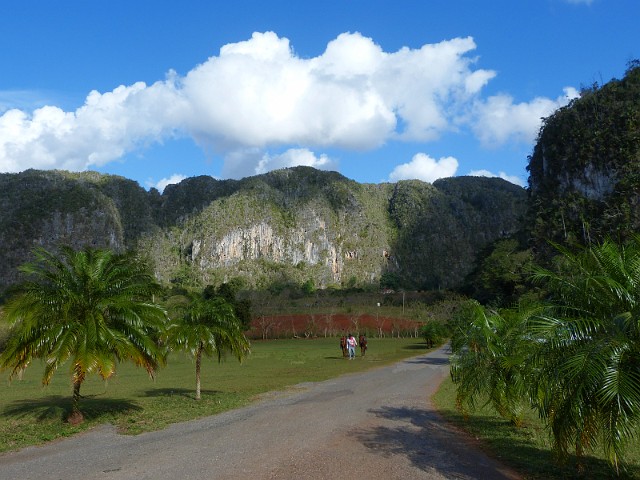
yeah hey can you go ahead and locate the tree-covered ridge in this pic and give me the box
[0,167,527,296]
[389,176,527,290]
[528,62,640,251]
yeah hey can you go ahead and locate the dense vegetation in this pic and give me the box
[448,62,640,476]
[528,61,640,255]
[0,166,526,299]
[450,238,640,473]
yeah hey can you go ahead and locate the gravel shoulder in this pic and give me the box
[0,344,521,480]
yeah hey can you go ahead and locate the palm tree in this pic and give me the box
[0,246,167,423]
[450,300,538,427]
[530,237,640,471]
[164,292,250,400]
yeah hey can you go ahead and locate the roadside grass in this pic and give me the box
[432,377,640,479]
[0,337,428,453]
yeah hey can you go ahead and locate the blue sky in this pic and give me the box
[0,0,637,191]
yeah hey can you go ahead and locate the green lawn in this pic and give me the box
[432,377,640,479]
[0,337,427,452]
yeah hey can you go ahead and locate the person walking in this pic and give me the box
[346,333,357,359]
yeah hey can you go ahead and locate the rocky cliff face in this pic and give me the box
[0,167,527,296]
[527,63,640,250]
[0,170,125,291]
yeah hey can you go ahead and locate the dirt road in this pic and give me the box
[0,344,520,480]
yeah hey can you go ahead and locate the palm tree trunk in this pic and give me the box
[72,379,82,414]
[195,343,202,400]
[69,364,85,424]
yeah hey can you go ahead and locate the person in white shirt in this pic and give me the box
[346,333,357,359]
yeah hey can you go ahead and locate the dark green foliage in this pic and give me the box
[451,238,640,473]
[91,174,158,244]
[450,301,537,427]
[0,246,167,421]
[202,280,253,331]
[380,272,402,290]
[463,239,535,306]
[0,166,527,296]
[389,177,527,290]
[160,175,238,226]
[528,62,640,255]
[529,237,640,471]
[158,166,359,227]
[301,279,315,295]
[0,170,126,292]
[420,320,448,348]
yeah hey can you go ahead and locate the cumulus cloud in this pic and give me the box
[0,78,185,172]
[149,173,187,193]
[0,30,573,179]
[471,87,579,147]
[255,148,337,174]
[181,32,495,154]
[469,169,525,187]
[389,153,458,183]
[220,147,337,179]
[0,31,498,178]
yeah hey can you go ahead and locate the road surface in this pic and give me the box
[0,344,520,480]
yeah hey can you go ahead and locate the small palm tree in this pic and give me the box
[530,237,640,471]
[0,246,167,423]
[450,300,537,427]
[164,292,250,400]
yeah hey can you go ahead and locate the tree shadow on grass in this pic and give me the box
[354,405,632,480]
[141,388,222,400]
[438,408,640,480]
[402,343,429,350]
[3,395,142,422]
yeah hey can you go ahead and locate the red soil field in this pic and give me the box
[247,313,420,339]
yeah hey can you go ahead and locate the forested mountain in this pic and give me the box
[0,167,527,296]
[4,63,636,299]
[528,62,640,253]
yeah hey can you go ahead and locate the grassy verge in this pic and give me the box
[0,337,428,453]
[432,377,640,479]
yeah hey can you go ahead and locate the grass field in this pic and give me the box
[432,377,640,479]
[0,336,428,453]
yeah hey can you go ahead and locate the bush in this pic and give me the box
[420,320,448,348]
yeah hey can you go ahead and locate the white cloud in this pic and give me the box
[0,78,185,173]
[0,31,578,181]
[471,87,579,147]
[0,31,498,177]
[255,148,337,174]
[220,147,337,179]
[149,173,187,192]
[468,169,525,187]
[389,153,458,183]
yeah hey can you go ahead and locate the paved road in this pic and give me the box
[0,344,520,480]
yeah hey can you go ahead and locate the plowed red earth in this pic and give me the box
[247,313,418,339]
